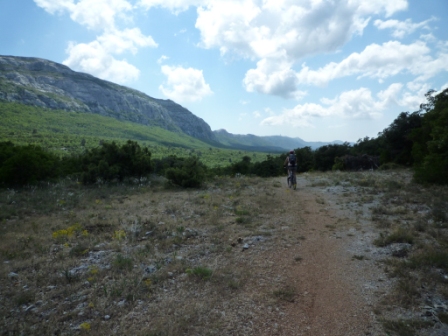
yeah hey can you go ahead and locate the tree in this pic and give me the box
[379,111,422,165]
[0,142,60,186]
[165,157,206,188]
[294,147,314,172]
[412,88,448,184]
[314,143,351,171]
[80,140,152,184]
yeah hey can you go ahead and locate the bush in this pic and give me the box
[412,88,448,185]
[186,266,213,280]
[374,228,415,247]
[0,142,60,187]
[165,157,206,188]
[80,140,152,184]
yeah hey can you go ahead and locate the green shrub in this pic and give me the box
[186,266,213,280]
[374,228,415,247]
[0,142,60,186]
[80,140,152,184]
[165,157,206,188]
[410,249,448,271]
[113,254,133,271]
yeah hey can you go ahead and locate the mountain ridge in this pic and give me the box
[0,55,344,151]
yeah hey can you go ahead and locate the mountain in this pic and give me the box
[0,55,344,151]
[214,129,347,151]
[0,55,215,141]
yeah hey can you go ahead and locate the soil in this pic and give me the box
[246,175,388,336]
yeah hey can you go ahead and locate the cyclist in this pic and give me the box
[284,150,297,189]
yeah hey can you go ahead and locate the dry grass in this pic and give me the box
[2,170,448,335]
[0,175,288,335]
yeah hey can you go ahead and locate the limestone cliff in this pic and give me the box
[0,55,215,141]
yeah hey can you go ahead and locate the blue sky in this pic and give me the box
[1,0,447,142]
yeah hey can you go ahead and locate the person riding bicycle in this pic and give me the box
[284,150,297,188]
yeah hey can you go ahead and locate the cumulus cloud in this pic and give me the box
[33,0,73,14]
[137,0,408,98]
[374,17,435,39]
[296,41,445,86]
[63,28,157,83]
[64,41,140,83]
[194,0,407,61]
[192,0,409,98]
[97,28,157,54]
[244,58,306,99]
[159,65,213,102]
[261,84,405,128]
[157,55,169,64]
[138,0,203,13]
[34,0,133,31]
[34,0,157,84]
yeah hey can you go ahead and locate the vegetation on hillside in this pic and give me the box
[0,88,447,187]
[0,101,268,167]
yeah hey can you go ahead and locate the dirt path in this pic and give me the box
[251,175,385,335]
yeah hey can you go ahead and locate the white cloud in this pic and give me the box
[352,0,408,17]
[252,111,261,118]
[159,65,213,102]
[374,17,435,39]
[33,0,74,14]
[35,0,157,84]
[138,0,204,14]
[97,28,157,54]
[63,41,140,83]
[296,41,439,86]
[192,0,408,98]
[195,0,407,62]
[399,83,432,110]
[244,58,306,99]
[35,0,133,31]
[157,55,169,64]
[261,85,404,128]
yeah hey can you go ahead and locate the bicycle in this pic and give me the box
[286,166,297,190]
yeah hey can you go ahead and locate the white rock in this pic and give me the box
[8,272,18,279]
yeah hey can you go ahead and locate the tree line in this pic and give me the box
[0,88,447,187]
[223,88,447,184]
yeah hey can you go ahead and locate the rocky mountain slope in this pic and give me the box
[0,55,343,151]
[0,55,215,141]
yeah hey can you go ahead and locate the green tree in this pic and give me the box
[294,146,314,172]
[412,88,448,184]
[80,140,152,184]
[0,142,60,186]
[165,157,206,188]
[379,111,422,165]
[314,143,351,171]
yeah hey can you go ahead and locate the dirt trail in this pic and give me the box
[251,175,384,336]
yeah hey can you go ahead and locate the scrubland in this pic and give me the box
[0,169,447,335]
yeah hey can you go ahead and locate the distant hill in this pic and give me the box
[214,129,347,151]
[0,55,345,151]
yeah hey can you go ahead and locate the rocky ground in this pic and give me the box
[1,170,447,335]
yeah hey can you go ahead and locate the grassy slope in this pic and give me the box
[0,101,270,167]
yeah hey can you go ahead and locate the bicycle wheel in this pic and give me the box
[292,174,297,190]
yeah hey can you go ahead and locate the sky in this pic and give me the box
[1,0,447,142]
